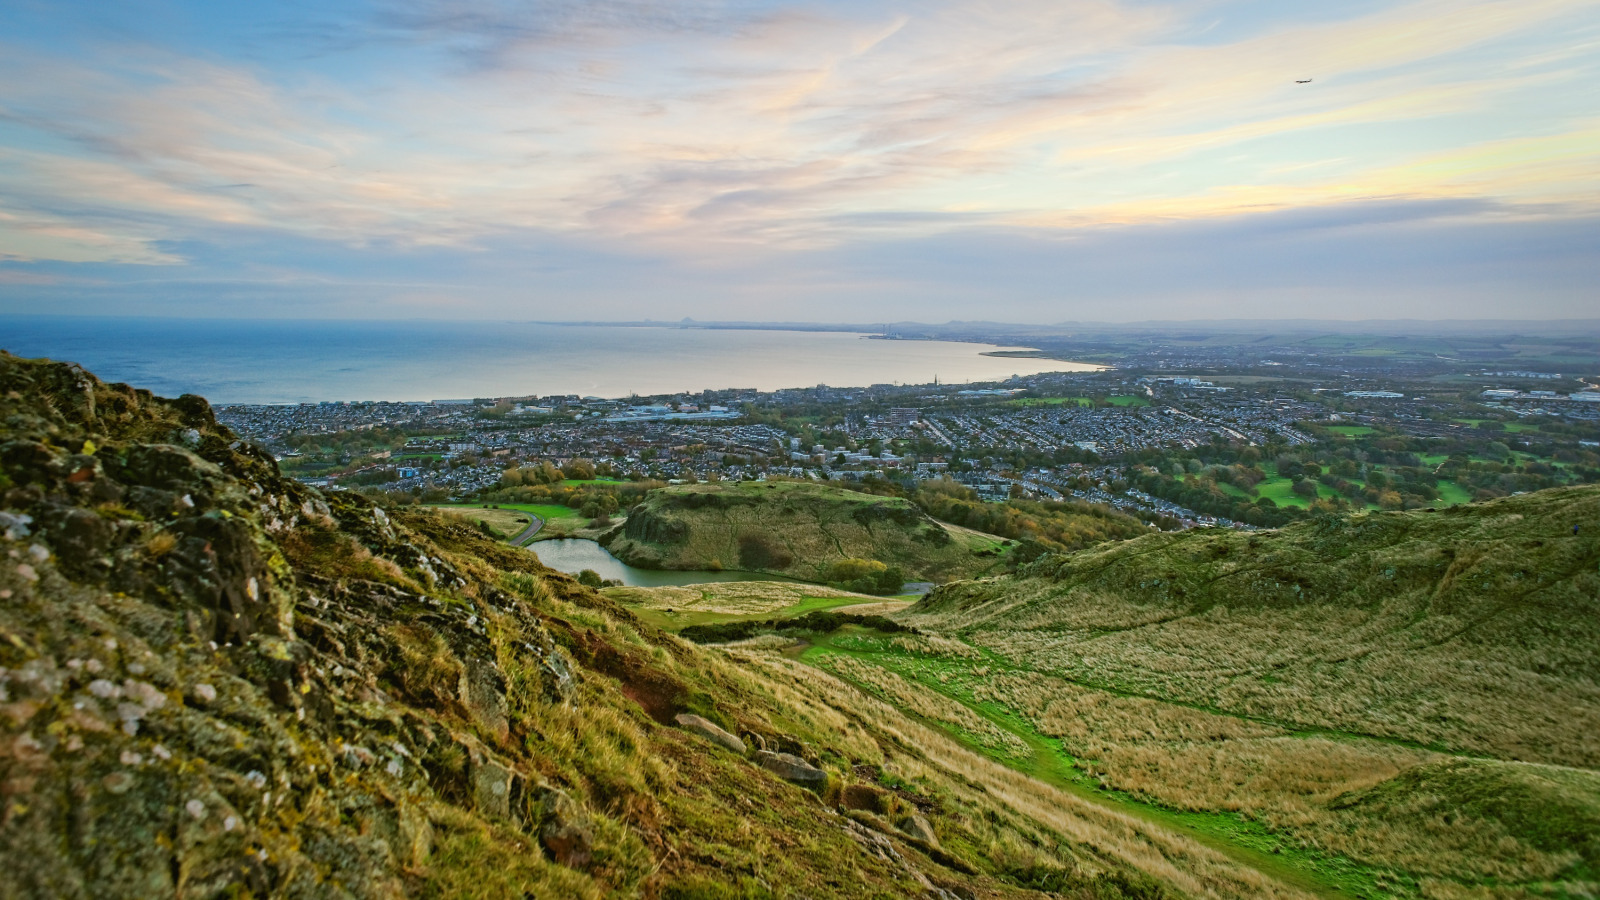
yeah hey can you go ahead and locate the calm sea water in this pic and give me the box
[0,317,1092,404]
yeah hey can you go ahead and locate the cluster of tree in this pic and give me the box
[823,558,907,595]
[678,610,918,644]
[1129,470,1306,527]
[575,569,622,588]
[912,478,1163,549]
[282,425,409,455]
[499,457,608,486]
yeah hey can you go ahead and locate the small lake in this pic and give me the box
[529,539,805,587]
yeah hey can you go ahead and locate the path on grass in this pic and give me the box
[798,636,1351,899]
[509,515,544,546]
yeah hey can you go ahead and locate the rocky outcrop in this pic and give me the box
[0,355,593,897]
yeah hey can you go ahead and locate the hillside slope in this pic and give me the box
[904,486,1600,767]
[0,354,1318,899]
[604,481,1007,582]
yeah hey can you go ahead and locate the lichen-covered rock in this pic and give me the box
[898,813,940,848]
[533,787,594,868]
[674,713,745,754]
[756,750,828,790]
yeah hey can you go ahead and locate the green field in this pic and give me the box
[1254,475,1339,507]
[1214,481,1253,500]
[1434,481,1474,505]
[1006,397,1092,407]
[429,502,581,543]
[1324,425,1374,437]
[1004,395,1148,408]
[497,502,581,520]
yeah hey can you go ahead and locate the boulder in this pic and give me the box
[899,813,940,848]
[756,750,828,790]
[674,713,745,754]
[534,788,594,868]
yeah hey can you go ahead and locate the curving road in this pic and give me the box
[508,515,544,546]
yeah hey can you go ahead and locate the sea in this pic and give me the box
[0,316,1097,404]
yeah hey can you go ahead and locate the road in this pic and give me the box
[508,515,544,546]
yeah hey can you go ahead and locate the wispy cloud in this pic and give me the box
[0,0,1594,318]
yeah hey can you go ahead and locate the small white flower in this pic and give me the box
[15,564,38,582]
[27,544,48,563]
[194,683,217,703]
[185,799,206,819]
[224,816,238,832]
[152,744,172,761]
[120,750,143,766]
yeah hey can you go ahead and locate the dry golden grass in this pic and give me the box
[859,617,1599,886]
[816,653,1032,760]
[607,481,1004,581]
[905,488,1600,769]
[728,648,1317,900]
[436,505,535,537]
[602,581,869,615]
[831,599,915,617]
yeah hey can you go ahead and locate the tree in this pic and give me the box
[576,569,603,588]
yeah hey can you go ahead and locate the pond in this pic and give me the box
[528,539,806,587]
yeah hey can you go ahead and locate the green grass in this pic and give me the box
[1434,481,1473,506]
[496,502,582,520]
[1254,476,1339,508]
[562,478,625,486]
[1325,425,1374,437]
[1106,396,1150,407]
[1215,481,1253,500]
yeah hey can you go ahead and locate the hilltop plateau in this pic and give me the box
[0,353,1331,899]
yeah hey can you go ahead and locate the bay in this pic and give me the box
[0,316,1097,404]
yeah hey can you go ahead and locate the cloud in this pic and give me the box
[0,0,1595,318]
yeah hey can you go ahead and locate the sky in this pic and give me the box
[0,0,1596,323]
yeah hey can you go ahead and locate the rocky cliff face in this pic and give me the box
[0,355,606,897]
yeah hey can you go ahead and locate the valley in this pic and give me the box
[1,352,1596,900]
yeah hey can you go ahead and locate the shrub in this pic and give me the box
[737,533,794,570]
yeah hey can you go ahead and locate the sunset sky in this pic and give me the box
[1,0,1596,321]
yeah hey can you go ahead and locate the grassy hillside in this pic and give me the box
[790,486,1600,897]
[0,353,1326,899]
[604,480,1009,582]
[601,580,895,632]
[906,486,1600,767]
